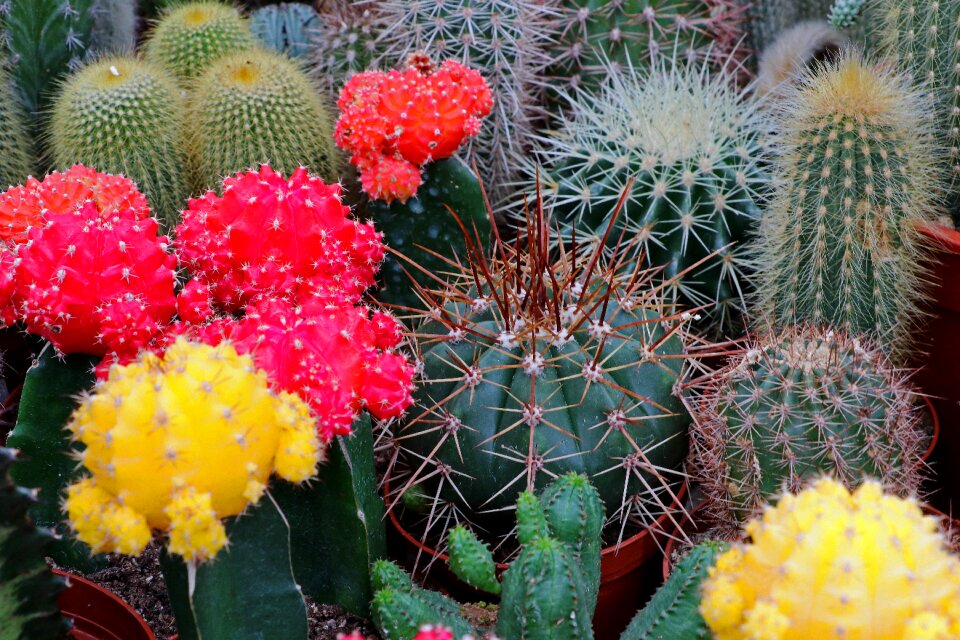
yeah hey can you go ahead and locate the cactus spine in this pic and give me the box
[621,541,729,640]
[186,48,338,190]
[50,56,191,229]
[0,67,32,189]
[250,2,318,59]
[689,326,926,524]
[753,52,942,357]
[144,1,258,84]
[307,0,381,94]
[529,57,769,332]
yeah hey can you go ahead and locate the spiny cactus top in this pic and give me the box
[335,56,493,203]
[65,338,323,563]
[0,164,149,246]
[688,326,925,524]
[0,167,177,356]
[528,57,769,332]
[754,52,942,358]
[144,1,258,83]
[175,165,385,311]
[700,478,960,639]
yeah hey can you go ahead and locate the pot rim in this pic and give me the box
[918,220,960,254]
[921,395,940,463]
[53,568,156,640]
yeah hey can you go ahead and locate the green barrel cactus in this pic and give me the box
[396,191,692,541]
[186,47,338,190]
[367,158,492,313]
[0,447,70,640]
[0,66,33,189]
[144,1,258,84]
[530,57,769,333]
[621,540,729,640]
[50,56,191,229]
[307,0,381,94]
[753,52,942,358]
[689,326,926,524]
[250,2,318,60]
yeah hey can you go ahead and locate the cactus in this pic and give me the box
[689,326,926,524]
[307,0,381,94]
[700,478,960,638]
[371,560,477,640]
[0,447,70,640]
[828,0,868,29]
[529,57,769,333]
[755,21,850,99]
[548,0,751,96]
[144,1,257,84]
[746,0,836,51]
[50,56,191,229]
[90,0,137,54]
[64,337,323,562]
[0,67,33,190]
[186,48,338,190]
[371,0,560,198]
[621,541,729,640]
[392,185,694,544]
[250,2,318,59]
[753,52,942,357]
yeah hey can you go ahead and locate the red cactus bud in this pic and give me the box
[0,250,16,326]
[175,165,384,311]
[413,626,455,640]
[0,165,150,246]
[335,58,493,203]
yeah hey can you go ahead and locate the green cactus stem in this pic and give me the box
[250,2,318,59]
[0,66,33,189]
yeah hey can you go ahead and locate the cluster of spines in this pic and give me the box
[307,0,382,94]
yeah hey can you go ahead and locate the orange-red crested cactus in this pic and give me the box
[175,165,385,311]
[335,56,493,203]
[0,165,149,246]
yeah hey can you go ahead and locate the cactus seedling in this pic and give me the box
[65,337,323,563]
[688,326,926,524]
[753,52,942,358]
[700,478,960,638]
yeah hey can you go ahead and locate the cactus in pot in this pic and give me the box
[753,51,943,358]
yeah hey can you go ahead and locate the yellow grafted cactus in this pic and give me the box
[64,337,323,563]
[700,478,960,640]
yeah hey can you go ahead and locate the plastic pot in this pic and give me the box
[54,569,156,640]
[384,473,688,640]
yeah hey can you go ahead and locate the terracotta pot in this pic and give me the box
[921,395,940,464]
[54,569,155,640]
[385,474,688,640]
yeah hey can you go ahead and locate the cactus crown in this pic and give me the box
[753,51,943,358]
[688,325,926,525]
[700,478,960,638]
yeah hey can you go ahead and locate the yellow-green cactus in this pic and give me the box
[700,478,960,639]
[64,337,323,563]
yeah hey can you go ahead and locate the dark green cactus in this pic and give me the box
[367,158,492,314]
[620,540,729,640]
[0,65,32,189]
[250,2,318,59]
[0,447,70,640]
[689,326,926,524]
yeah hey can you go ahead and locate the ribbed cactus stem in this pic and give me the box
[370,561,477,640]
[446,525,501,596]
[515,490,549,545]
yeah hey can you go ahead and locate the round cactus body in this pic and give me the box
[51,56,191,229]
[690,327,925,524]
[700,478,960,639]
[144,1,257,83]
[64,337,323,563]
[186,48,338,190]
[531,59,769,333]
[0,69,33,191]
[754,53,942,357]
[307,0,381,94]
[250,2,319,59]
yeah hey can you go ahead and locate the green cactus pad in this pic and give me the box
[51,56,191,229]
[186,47,338,191]
[447,525,501,595]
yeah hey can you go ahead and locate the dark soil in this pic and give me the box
[79,540,381,640]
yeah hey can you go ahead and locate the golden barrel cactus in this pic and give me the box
[65,337,323,563]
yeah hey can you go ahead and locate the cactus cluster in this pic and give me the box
[50,56,190,229]
[65,337,323,563]
[689,326,926,524]
[753,52,941,358]
[307,0,381,94]
[250,2,318,59]
[528,57,769,332]
[700,478,960,638]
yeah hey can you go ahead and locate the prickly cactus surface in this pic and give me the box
[0,67,32,191]
[250,2,319,59]
[308,0,382,94]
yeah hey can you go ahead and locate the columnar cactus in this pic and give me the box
[307,0,382,94]
[371,560,477,639]
[250,2,318,59]
[0,67,33,190]
[371,0,561,196]
[700,478,960,638]
[64,337,323,563]
[549,0,751,94]
[50,56,190,229]
[754,52,942,357]
[689,326,926,524]
[144,1,257,83]
[530,57,769,332]
[186,48,338,190]
[395,190,693,542]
